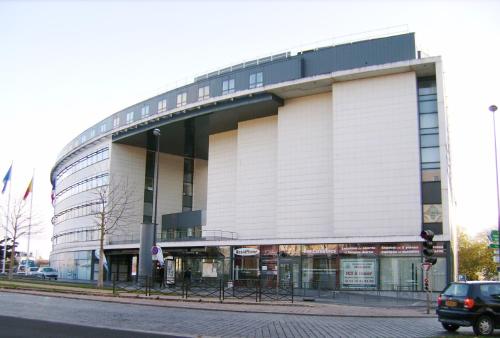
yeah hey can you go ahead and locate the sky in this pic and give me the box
[0,0,499,259]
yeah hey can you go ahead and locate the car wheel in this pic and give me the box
[441,323,459,332]
[473,315,494,336]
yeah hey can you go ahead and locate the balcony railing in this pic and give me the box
[107,229,237,245]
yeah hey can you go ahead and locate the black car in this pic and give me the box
[437,281,500,336]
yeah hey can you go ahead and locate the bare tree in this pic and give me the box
[3,199,42,279]
[93,178,137,288]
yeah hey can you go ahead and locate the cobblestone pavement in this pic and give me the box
[0,291,477,337]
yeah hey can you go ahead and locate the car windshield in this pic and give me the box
[44,268,54,272]
[443,283,469,297]
[30,267,38,271]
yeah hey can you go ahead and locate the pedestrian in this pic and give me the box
[183,267,192,281]
[183,267,192,292]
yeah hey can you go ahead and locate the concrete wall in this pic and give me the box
[193,159,208,211]
[332,72,421,237]
[205,130,238,234]
[276,93,333,238]
[156,153,184,217]
[107,143,146,243]
[205,72,421,241]
[236,116,277,239]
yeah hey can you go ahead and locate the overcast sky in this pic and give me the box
[1,0,499,258]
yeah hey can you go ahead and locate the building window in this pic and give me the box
[113,117,120,128]
[81,135,86,143]
[249,72,263,89]
[177,92,187,107]
[90,129,95,138]
[158,99,167,113]
[198,85,209,101]
[100,124,107,133]
[222,79,235,95]
[182,158,194,212]
[141,105,149,118]
[126,111,134,124]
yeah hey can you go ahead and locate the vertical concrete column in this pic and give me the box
[138,222,153,278]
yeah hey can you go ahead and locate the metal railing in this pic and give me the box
[112,273,293,302]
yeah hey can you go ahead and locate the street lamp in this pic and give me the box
[152,128,161,246]
[489,104,499,278]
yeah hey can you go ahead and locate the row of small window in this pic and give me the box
[174,72,264,107]
[112,106,152,127]
[56,148,109,183]
[53,229,99,245]
[56,174,109,202]
[64,72,265,155]
[52,201,103,225]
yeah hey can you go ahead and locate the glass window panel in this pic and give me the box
[422,181,442,204]
[419,100,437,113]
[420,127,439,135]
[420,134,439,147]
[422,169,440,182]
[419,94,437,101]
[423,204,443,223]
[420,113,438,129]
[421,147,440,163]
[257,72,263,83]
[418,81,437,95]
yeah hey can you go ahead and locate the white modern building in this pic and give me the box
[50,32,454,291]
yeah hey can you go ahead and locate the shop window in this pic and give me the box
[379,257,422,291]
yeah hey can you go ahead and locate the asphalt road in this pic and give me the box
[0,315,185,338]
[0,292,479,337]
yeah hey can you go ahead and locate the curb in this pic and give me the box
[0,287,437,318]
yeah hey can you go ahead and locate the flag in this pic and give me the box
[95,249,108,270]
[51,178,56,206]
[2,164,12,194]
[23,177,33,200]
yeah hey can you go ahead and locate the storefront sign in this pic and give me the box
[380,244,420,255]
[234,248,260,256]
[303,248,337,255]
[338,245,377,255]
[341,259,376,289]
[303,244,337,256]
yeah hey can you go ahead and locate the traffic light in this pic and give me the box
[421,230,437,265]
[424,278,429,291]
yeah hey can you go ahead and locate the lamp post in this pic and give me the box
[152,128,161,246]
[489,104,499,279]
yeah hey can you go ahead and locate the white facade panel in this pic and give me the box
[276,93,333,238]
[107,143,146,243]
[205,130,238,234]
[235,116,277,239]
[157,153,184,217]
[193,159,208,211]
[332,72,421,237]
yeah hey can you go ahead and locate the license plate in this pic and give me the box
[445,300,457,307]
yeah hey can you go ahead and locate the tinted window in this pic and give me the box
[480,283,500,297]
[443,283,469,297]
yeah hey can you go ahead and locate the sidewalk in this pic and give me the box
[0,280,436,318]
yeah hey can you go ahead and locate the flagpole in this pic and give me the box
[2,164,12,274]
[25,169,34,275]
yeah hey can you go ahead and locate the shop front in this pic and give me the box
[102,241,448,292]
